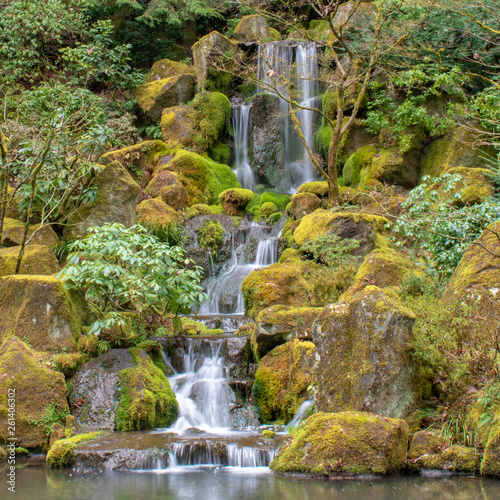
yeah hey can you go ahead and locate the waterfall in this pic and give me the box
[257,41,319,193]
[232,104,256,190]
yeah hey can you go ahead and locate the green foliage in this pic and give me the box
[391,174,500,277]
[58,223,208,335]
[59,20,141,90]
[299,234,360,268]
[26,403,69,437]
[198,220,225,254]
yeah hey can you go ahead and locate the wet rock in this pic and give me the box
[313,286,417,419]
[161,105,196,149]
[1,217,58,247]
[254,305,322,357]
[65,161,140,239]
[270,411,409,476]
[0,337,69,450]
[0,275,85,352]
[147,58,195,82]
[290,192,321,218]
[136,197,181,227]
[219,188,254,216]
[226,337,253,379]
[230,404,260,428]
[233,15,270,42]
[69,349,135,430]
[253,339,315,423]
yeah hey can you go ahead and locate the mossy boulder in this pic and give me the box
[65,161,140,239]
[198,220,225,254]
[147,58,195,82]
[253,339,315,423]
[233,15,270,42]
[246,190,291,220]
[193,91,231,150]
[270,411,409,477]
[260,202,279,219]
[254,305,323,357]
[313,286,417,419]
[219,188,254,215]
[136,197,181,227]
[341,245,420,298]
[242,259,356,318]
[420,127,495,179]
[100,140,171,186]
[342,145,378,187]
[442,221,500,331]
[297,181,329,198]
[115,348,178,431]
[290,192,321,219]
[0,275,85,352]
[0,337,69,450]
[136,74,196,122]
[146,170,179,197]
[0,244,59,276]
[159,181,188,210]
[161,105,196,149]
[192,31,238,91]
[293,209,389,256]
[0,217,58,247]
[160,150,240,205]
[46,431,105,468]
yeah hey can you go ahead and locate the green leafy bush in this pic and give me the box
[299,234,360,267]
[58,223,208,335]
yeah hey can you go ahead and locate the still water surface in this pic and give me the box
[6,466,500,500]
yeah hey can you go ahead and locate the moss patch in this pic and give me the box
[46,431,106,468]
[219,188,254,215]
[198,220,225,255]
[0,244,59,277]
[193,91,231,150]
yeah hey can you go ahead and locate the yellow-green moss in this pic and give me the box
[1,217,59,248]
[0,244,60,277]
[160,105,195,149]
[162,150,240,205]
[198,220,225,254]
[46,431,106,468]
[148,58,195,82]
[137,197,181,227]
[193,91,231,150]
[179,317,224,336]
[297,181,329,197]
[253,339,315,423]
[270,411,409,476]
[53,353,85,377]
[260,202,278,219]
[219,188,254,215]
[115,349,178,431]
[76,334,99,357]
[342,146,377,187]
[279,248,301,263]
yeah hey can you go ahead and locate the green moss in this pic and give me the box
[260,202,278,219]
[76,334,99,357]
[253,340,315,423]
[164,149,240,205]
[262,429,276,439]
[53,353,85,377]
[193,92,231,150]
[179,317,224,336]
[209,142,230,165]
[219,188,254,215]
[268,27,282,41]
[115,349,178,431]
[297,181,329,197]
[342,146,377,187]
[279,248,301,263]
[46,431,105,468]
[198,220,225,254]
[0,244,60,277]
[270,411,409,476]
[260,191,291,212]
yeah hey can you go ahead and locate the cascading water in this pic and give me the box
[257,41,320,193]
[232,104,256,191]
[158,338,280,469]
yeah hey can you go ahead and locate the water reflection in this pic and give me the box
[6,467,500,500]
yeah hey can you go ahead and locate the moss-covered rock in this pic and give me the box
[160,150,241,206]
[297,181,329,198]
[159,181,188,210]
[0,244,59,276]
[147,58,195,82]
[242,259,356,318]
[254,305,322,357]
[408,431,447,460]
[146,170,179,197]
[115,348,178,431]
[65,161,140,239]
[198,220,225,254]
[233,14,270,42]
[1,217,58,247]
[192,31,238,91]
[270,411,409,476]
[341,245,420,298]
[46,431,105,468]
[193,92,231,150]
[342,145,378,187]
[136,196,181,227]
[101,140,171,186]
[442,221,500,331]
[0,337,69,450]
[161,105,196,149]
[253,339,315,423]
[219,188,254,215]
[260,202,279,219]
[136,74,196,122]
[293,209,389,256]
[313,286,417,419]
[290,192,321,219]
[420,127,495,179]
[0,275,85,352]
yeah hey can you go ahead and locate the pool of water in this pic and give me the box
[4,466,500,500]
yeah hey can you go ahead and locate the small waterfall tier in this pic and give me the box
[232,103,256,190]
[257,41,320,193]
